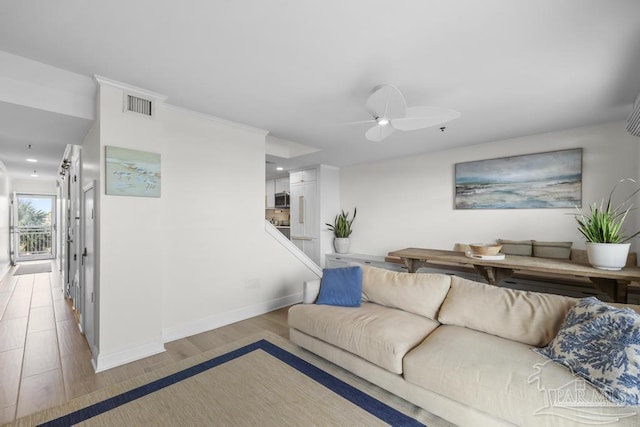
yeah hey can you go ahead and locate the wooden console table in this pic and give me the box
[388,248,640,303]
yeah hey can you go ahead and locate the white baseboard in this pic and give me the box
[93,339,166,373]
[162,292,303,343]
[91,293,303,372]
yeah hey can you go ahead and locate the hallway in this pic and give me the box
[0,261,90,423]
[0,261,291,424]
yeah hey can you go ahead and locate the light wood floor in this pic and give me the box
[0,261,290,425]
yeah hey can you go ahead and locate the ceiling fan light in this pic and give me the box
[377,117,390,126]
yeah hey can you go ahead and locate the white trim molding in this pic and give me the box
[94,75,168,102]
[92,339,166,373]
[265,221,323,277]
[162,292,302,343]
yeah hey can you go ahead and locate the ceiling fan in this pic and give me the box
[356,85,461,142]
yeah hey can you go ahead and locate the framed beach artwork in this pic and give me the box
[454,148,582,209]
[105,146,161,197]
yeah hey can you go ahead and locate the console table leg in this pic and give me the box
[589,278,628,303]
[473,266,514,286]
[403,258,430,273]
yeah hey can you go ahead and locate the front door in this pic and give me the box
[13,193,56,261]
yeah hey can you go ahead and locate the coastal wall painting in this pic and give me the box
[454,148,582,209]
[105,146,161,197]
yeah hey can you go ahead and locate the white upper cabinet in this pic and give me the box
[290,169,317,184]
[275,176,290,193]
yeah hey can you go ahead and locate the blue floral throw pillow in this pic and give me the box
[316,266,362,307]
[534,297,640,406]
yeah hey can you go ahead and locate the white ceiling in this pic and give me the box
[0,0,639,180]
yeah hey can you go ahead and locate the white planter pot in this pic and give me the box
[585,242,631,270]
[334,238,351,254]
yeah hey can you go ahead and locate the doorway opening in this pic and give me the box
[13,193,57,262]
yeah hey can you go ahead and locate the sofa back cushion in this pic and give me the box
[361,265,451,321]
[437,276,577,347]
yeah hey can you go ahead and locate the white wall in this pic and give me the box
[340,122,640,256]
[11,178,57,194]
[0,162,10,277]
[94,84,165,368]
[92,81,317,370]
[160,106,315,339]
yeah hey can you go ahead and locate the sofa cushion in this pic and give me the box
[316,266,362,307]
[438,276,577,347]
[360,265,451,321]
[498,239,533,256]
[534,297,640,406]
[288,302,439,374]
[403,325,638,427]
[532,240,573,259]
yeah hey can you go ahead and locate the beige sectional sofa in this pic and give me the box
[288,265,640,427]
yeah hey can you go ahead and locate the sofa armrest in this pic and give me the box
[303,279,321,304]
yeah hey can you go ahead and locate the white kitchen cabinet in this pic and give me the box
[292,238,319,265]
[275,176,289,193]
[290,169,316,185]
[265,179,275,208]
[289,165,338,267]
[291,177,318,263]
[290,180,317,237]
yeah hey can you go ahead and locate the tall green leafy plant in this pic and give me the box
[326,208,357,238]
[574,178,640,243]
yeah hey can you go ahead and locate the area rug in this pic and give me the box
[12,332,452,427]
[12,263,52,276]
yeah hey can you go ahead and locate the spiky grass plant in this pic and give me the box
[326,208,357,238]
[574,179,640,243]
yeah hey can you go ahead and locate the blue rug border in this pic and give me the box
[39,339,424,427]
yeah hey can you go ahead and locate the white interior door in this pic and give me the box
[82,182,96,354]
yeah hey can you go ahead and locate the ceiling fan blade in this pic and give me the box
[340,119,377,126]
[391,106,461,131]
[365,85,407,120]
[365,124,395,142]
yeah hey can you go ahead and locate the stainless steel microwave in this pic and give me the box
[275,192,290,208]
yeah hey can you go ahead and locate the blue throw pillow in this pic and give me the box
[316,266,363,307]
[534,297,640,406]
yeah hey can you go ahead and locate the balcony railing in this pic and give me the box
[18,225,53,257]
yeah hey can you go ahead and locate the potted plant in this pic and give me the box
[574,178,640,270]
[326,208,357,254]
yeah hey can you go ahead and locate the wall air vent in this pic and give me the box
[125,94,153,117]
[627,91,640,137]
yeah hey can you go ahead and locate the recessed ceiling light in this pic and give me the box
[26,158,38,163]
[276,167,283,171]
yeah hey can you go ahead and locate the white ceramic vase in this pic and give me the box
[585,242,631,270]
[334,238,351,254]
